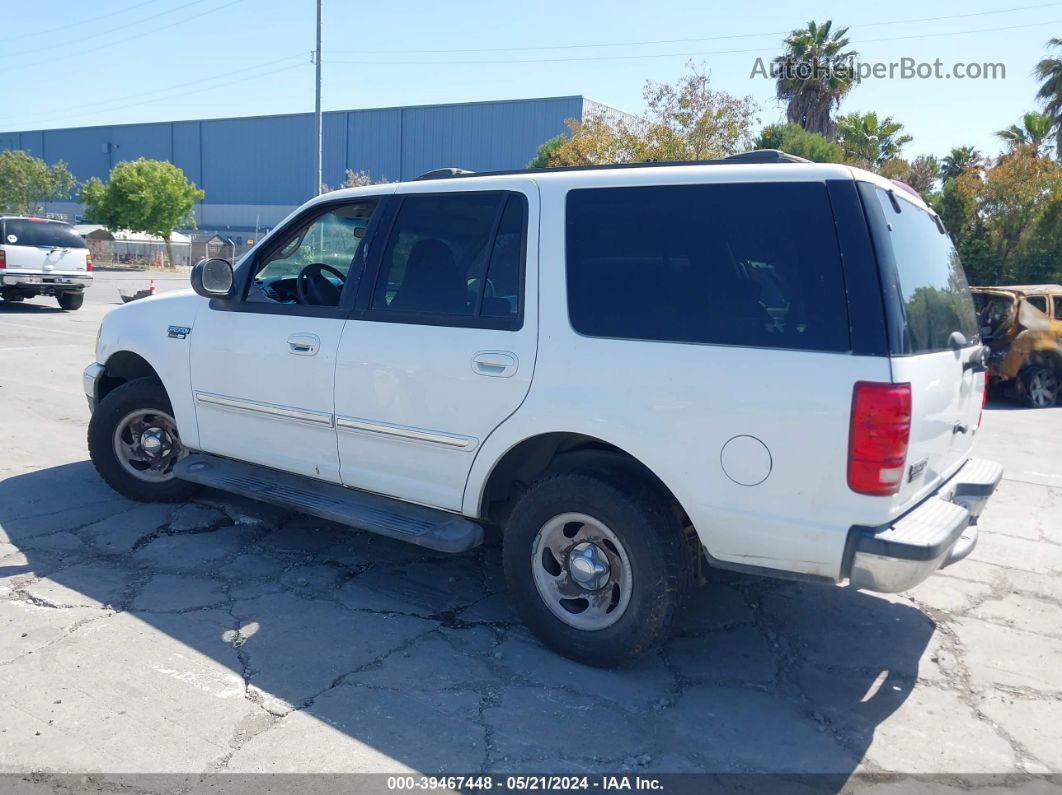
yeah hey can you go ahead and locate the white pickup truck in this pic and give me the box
[83,153,1002,666]
[0,216,92,310]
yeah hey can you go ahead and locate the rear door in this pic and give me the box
[1,218,89,274]
[861,184,984,512]
[333,181,538,511]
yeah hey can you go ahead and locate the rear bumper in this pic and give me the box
[1,273,92,293]
[846,457,1003,593]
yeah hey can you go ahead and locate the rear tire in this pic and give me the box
[57,292,84,311]
[1021,365,1058,408]
[88,378,198,502]
[2,294,25,302]
[502,469,693,667]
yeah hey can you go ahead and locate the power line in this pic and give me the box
[0,0,162,43]
[328,2,1062,55]
[329,18,1062,66]
[2,54,308,129]
[6,0,250,70]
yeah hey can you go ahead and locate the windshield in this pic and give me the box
[872,189,980,354]
[2,219,87,249]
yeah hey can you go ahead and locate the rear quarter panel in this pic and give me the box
[465,172,897,580]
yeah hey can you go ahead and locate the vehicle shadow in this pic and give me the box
[0,460,934,779]
[0,301,66,314]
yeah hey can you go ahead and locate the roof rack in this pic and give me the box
[414,167,477,181]
[409,150,812,182]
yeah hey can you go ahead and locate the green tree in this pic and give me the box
[995,111,1054,156]
[528,134,569,168]
[0,149,77,215]
[773,20,858,138]
[939,146,984,182]
[835,111,912,167]
[81,159,203,267]
[1034,37,1062,158]
[753,122,843,162]
[539,63,756,166]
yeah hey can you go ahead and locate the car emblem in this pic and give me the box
[167,325,191,340]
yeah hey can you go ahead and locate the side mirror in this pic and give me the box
[191,258,234,299]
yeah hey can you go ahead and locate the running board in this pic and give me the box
[173,453,483,553]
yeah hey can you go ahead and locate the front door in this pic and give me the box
[334,182,539,510]
[190,196,384,483]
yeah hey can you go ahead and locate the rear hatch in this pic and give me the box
[1,218,90,274]
[859,184,984,514]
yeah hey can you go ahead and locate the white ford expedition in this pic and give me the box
[1,216,92,310]
[83,152,1002,666]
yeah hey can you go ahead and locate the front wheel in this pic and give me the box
[57,292,84,310]
[1021,365,1058,408]
[502,469,693,667]
[88,378,198,502]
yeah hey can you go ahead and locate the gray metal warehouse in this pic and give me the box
[0,96,627,232]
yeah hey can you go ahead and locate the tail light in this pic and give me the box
[0,249,5,269]
[848,381,912,496]
[86,253,92,272]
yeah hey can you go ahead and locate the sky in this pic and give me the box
[1,0,1058,160]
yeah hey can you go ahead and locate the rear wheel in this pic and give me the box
[2,294,25,302]
[57,292,84,311]
[1021,365,1058,408]
[88,378,197,502]
[502,469,693,667]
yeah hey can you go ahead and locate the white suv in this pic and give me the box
[1,216,92,310]
[83,152,1002,666]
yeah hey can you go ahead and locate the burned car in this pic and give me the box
[971,284,1062,407]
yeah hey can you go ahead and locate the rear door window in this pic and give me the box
[1054,296,1062,321]
[1027,295,1048,314]
[369,191,526,328]
[2,219,86,249]
[565,182,850,352]
[871,189,979,353]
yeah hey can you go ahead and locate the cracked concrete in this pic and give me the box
[1,280,1061,778]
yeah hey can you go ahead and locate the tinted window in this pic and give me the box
[873,189,979,353]
[565,183,850,351]
[480,196,524,320]
[1055,296,1062,321]
[371,192,525,326]
[3,219,86,249]
[1027,295,1048,314]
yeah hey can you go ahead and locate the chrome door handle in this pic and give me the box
[287,333,320,355]
[472,351,518,377]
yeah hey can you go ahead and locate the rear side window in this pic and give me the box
[370,191,525,328]
[2,219,86,249]
[1055,296,1062,321]
[871,189,979,353]
[1027,295,1048,314]
[565,183,850,352]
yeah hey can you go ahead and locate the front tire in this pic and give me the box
[88,378,197,502]
[1021,365,1058,408]
[57,292,84,310]
[502,469,693,667]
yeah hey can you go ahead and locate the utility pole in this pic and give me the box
[313,0,323,196]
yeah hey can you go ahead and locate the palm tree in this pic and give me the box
[996,111,1054,155]
[835,111,912,167]
[939,146,984,181]
[1035,38,1062,158]
[773,20,858,138]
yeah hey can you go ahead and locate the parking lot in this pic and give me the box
[1,272,1060,780]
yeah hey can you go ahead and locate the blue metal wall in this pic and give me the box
[0,96,590,225]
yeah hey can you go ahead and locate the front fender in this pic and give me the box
[96,290,205,449]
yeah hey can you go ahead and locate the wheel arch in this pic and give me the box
[473,431,692,532]
[98,351,164,404]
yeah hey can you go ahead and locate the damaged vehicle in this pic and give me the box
[971,285,1062,408]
